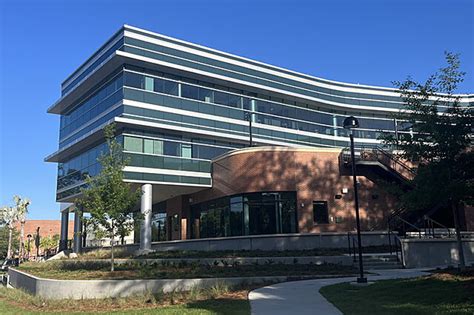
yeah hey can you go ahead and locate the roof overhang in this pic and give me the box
[47,53,126,115]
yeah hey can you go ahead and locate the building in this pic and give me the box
[45,25,474,252]
[14,220,74,257]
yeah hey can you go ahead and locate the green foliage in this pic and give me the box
[0,226,18,259]
[76,123,141,270]
[380,52,473,212]
[39,234,60,252]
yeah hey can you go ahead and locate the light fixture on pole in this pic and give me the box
[343,116,367,284]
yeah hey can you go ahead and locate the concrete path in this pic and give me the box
[248,269,430,315]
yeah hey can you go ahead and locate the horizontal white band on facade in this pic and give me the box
[123,43,409,109]
[116,50,404,113]
[124,69,410,122]
[123,179,211,187]
[123,166,212,178]
[122,99,380,143]
[60,100,122,144]
[124,28,474,100]
[115,116,370,149]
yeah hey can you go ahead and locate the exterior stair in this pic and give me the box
[353,253,402,270]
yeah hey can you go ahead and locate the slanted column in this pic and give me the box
[140,184,153,253]
[59,210,69,251]
[73,210,82,253]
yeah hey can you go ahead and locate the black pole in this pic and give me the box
[350,132,367,283]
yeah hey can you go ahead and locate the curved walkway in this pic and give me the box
[249,269,430,315]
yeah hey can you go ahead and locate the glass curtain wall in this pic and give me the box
[191,191,297,239]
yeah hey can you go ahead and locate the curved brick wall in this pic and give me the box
[188,146,397,233]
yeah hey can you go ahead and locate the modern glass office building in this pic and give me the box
[46,25,473,251]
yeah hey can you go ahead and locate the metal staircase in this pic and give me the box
[341,146,416,184]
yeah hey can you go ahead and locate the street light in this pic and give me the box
[244,112,253,147]
[343,116,367,284]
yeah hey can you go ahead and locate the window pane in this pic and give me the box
[181,144,192,158]
[124,137,143,152]
[124,72,144,89]
[214,91,229,106]
[199,88,213,103]
[164,141,179,156]
[164,81,179,96]
[144,139,154,154]
[145,77,154,91]
[181,84,199,100]
[153,140,163,155]
[154,78,165,93]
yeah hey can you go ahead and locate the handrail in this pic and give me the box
[423,215,451,238]
[389,215,422,238]
[341,146,416,181]
[373,146,416,176]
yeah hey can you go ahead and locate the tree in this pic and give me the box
[0,226,18,259]
[0,196,30,260]
[76,124,141,271]
[13,196,30,260]
[381,52,473,270]
[39,234,60,256]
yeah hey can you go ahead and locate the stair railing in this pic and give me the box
[423,215,451,238]
[389,215,422,238]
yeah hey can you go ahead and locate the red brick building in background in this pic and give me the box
[15,220,74,240]
[14,220,74,257]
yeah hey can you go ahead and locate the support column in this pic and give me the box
[59,210,69,251]
[73,210,82,253]
[139,184,153,253]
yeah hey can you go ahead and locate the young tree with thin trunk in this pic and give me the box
[381,52,473,270]
[76,124,141,271]
[0,205,17,259]
[1,196,30,260]
[13,196,30,261]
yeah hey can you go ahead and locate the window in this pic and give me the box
[164,141,179,156]
[124,137,143,152]
[163,80,179,95]
[145,77,154,91]
[153,140,163,155]
[313,201,329,224]
[181,144,192,158]
[181,84,199,100]
[144,139,154,154]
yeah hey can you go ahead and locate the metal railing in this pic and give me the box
[423,215,452,238]
[341,146,416,182]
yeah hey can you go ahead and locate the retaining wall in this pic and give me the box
[400,238,474,268]
[8,268,344,300]
[85,231,394,254]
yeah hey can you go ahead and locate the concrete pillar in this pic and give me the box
[73,211,82,253]
[59,210,69,251]
[139,184,153,253]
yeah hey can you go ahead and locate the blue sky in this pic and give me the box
[0,0,472,220]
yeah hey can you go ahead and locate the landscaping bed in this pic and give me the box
[0,281,251,314]
[320,267,474,315]
[17,260,357,280]
[79,246,394,260]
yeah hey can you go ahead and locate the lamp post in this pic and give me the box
[343,116,367,284]
[244,112,253,147]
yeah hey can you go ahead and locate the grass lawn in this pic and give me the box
[17,260,357,280]
[320,268,474,315]
[0,284,250,314]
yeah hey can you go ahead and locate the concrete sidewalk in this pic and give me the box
[248,269,430,315]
